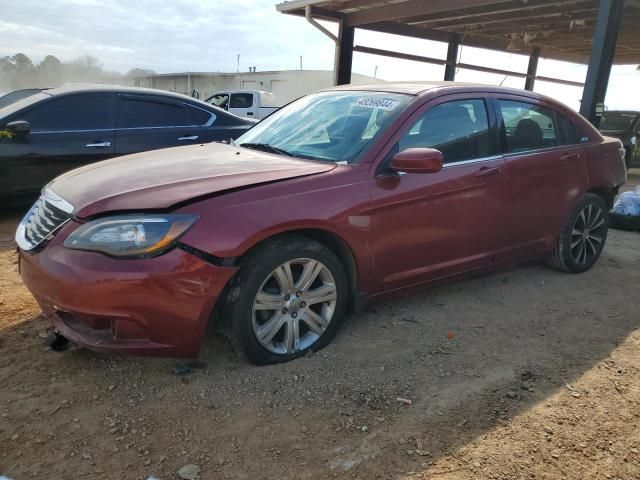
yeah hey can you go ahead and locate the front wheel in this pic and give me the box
[223,236,348,365]
[546,193,608,273]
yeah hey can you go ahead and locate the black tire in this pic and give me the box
[222,236,349,365]
[546,193,609,273]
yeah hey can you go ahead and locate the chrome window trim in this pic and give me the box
[31,128,115,135]
[187,105,217,127]
[502,144,577,157]
[31,121,215,134]
[442,155,503,168]
[116,125,202,131]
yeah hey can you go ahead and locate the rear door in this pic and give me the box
[228,92,255,119]
[114,94,203,155]
[0,93,116,197]
[493,95,588,258]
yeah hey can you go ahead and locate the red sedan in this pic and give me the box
[16,83,627,364]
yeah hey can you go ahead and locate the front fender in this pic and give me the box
[174,168,376,292]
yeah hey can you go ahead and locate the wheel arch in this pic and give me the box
[587,187,617,210]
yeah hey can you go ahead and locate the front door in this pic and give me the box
[228,92,255,119]
[0,93,116,197]
[494,96,589,257]
[368,96,508,294]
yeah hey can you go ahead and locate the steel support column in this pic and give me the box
[524,47,540,91]
[579,0,624,126]
[444,35,460,81]
[335,21,355,85]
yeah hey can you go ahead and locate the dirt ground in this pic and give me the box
[1,172,640,480]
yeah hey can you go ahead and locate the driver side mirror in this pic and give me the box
[391,148,443,174]
[6,120,31,136]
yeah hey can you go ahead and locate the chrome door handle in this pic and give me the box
[475,166,502,177]
[178,135,199,141]
[86,141,111,148]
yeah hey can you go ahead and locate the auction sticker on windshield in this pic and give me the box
[355,98,400,111]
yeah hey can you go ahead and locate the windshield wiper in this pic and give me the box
[239,143,294,157]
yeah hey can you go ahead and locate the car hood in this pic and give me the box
[49,143,336,218]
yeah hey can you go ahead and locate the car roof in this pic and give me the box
[321,81,546,98]
[0,83,239,121]
[42,83,204,103]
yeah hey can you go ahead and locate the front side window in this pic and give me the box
[235,91,411,163]
[230,93,254,109]
[20,94,115,131]
[398,99,491,164]
[499,100,558,153]
[118,98,190,128]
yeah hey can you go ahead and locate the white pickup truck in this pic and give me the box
[204,90,280,120]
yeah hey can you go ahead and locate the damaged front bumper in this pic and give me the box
[19,223,237,358]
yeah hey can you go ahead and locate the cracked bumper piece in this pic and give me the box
[19,239,237,358]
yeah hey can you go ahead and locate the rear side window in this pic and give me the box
[230,93,254,109]
[398,99,491,164]
[118,97,191,128]
[498,100,559,153]
[20,94,115,131]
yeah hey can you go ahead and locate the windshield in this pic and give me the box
[235,91,411,163]
[600,113,637,131]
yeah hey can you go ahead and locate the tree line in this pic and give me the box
[0,53,155,91]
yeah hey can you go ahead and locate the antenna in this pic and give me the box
[237,54,240,73]
[300,56,303,71]
[374,65,378,78]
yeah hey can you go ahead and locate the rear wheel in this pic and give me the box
[223,236,348,365]
[546,193,608,273]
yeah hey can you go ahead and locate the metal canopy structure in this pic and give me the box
[277,0,637,125]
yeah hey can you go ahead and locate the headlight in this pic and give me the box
[63,214,198,257]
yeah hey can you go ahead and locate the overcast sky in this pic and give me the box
[1,0,639,111]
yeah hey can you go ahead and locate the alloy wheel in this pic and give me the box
[570,203,606,266]
[251,258,337,355]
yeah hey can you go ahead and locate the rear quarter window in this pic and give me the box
[188,106,214,126]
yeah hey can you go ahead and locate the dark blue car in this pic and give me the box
[0,85,254,201]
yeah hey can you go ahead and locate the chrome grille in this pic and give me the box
[15,188,74,251]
